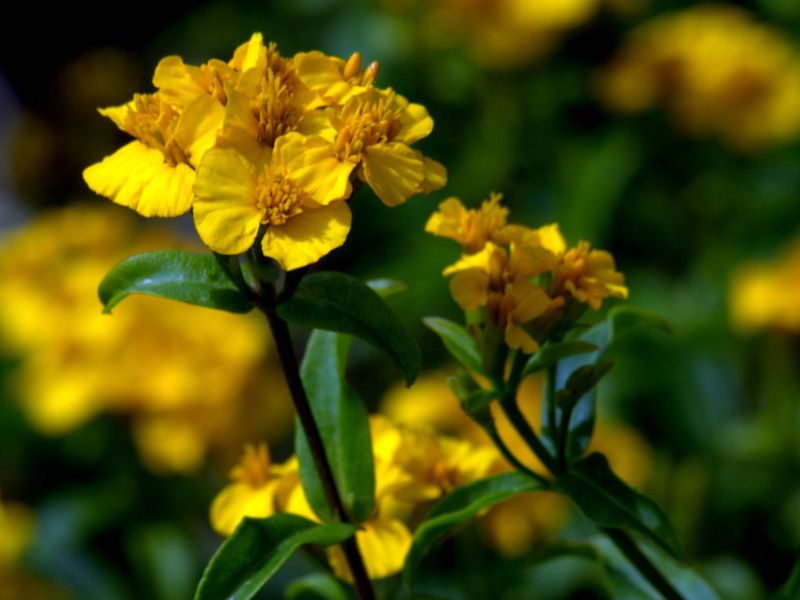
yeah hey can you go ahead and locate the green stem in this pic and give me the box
[482,420,550,486]
[603,529,686,600]
[556,395,575,474]
[544,363,558,449]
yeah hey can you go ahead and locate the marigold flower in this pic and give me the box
[327,88,446,207]
[83,92,224,216]
[295,50,380,106]
[599,5,800,150]
[551,241,628,310]
[425,193,509,253]
[193,132,354,270]
[210,444,297,536]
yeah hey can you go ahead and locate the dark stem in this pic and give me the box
[544,363,558,449]
[265,310,375,600]
[603,528,686,600]
[482,419,550,486]
[556,393,575,474]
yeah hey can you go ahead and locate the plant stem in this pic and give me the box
[544,363,558,449]
[603,528,686,600]
[556,393,575,474]
[481,420,550,486]
[265,310,375,600]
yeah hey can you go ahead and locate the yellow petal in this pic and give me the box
[231,33,266,73]
[193,148,262,254]
[153,55,209,107]
[396,101,434,145]
[261,201,352,271]
[442,242,501,276]
[362,143,425,207]
[173,94,225,166]
[83,141,193,217]
[505,321,539,354]
[296,109,337,141]
[450,270,490,310]
[98,99,134,131]
[536,224,567,255]
[418,156,447,194]
[294,51,350,102]
[329,518,412,582]
[275,133,354,205]
[217,87,262,161]
[210,482,276,536]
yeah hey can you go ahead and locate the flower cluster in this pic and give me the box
[382,373,653,556]
[84,34,445,270]
[730,239,800,333]
[0,206,292,473]
[426,194,627,353]
[599,5,800,150]
[210,415,499,581]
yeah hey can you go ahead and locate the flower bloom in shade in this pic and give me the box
[729,239,800,333]
[598,5,800,151]
[0,206,293,473]
[551,241,628,310]
[211,416,495,582]
[193,132,354,270]
[381,372,653,557]
[210,444,297,536]
[431,195,627,353]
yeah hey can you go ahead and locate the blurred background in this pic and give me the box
[1,0,799,598]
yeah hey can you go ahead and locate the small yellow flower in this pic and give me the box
[0,499,34,568]
[193,132,354,270]
[425,193,509,253]
[551,241,628,310]
[210,443,297,536]
[83,91,224,216]
[295,50,380,106]
[328,88,446,206]
[729,239,800,333]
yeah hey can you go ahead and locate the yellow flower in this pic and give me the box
[425,193,509,253]
[730,239,800,333]
[445,242,561,353]
[295,50,380,106]
[599,5,800,150]
[328,88,446,207]
[210,444,298,536]
[193,132,354,270]
[0,206,292,473]
[551,241,628,310]
[83,91,224,216]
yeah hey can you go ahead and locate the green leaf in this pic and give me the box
[286,573,351,600]
[366,278,407,298]
[558,453,682,559]
[775,559,800,600]
[541,306,670,460]
[423,317,483,374]
[297,330,375,523]
[403,472,546,584]
[278,272,420,385]
[522,340,598,377]
[195,514,355,600]
[99,250,254,314]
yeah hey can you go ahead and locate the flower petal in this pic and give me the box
[329,518,412,582]
[396,101,434,145]
[210,482,276,536]
[173,94,225,166]
[261,201,352,271]
[363,143,425,207]
[418,156,447,194]
[83,141,194,217]
[217,87,262,162]
[193,148,262,254]
[275,133,354,205]
[153,55,209,107]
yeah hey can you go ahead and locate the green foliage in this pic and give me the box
[775,559,800,600]
[98,250,254,314]
[278,272,421,384]
[423,317,484,374]
[194,514,356,600]
[403,472,546,585]
[557,453,683,560]
[285,573,351,600]
[521,340,598,377]
[297,330,375,523]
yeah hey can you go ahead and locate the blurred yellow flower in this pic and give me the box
[552,241,628,310]
[0,500,34,568]
[210,444,298,536]
[599,5,800,151]
[0,205,292,473]
[193,132,353,270]
[382,372,654,556]
[730,240,800,333]
[425,193,509,253]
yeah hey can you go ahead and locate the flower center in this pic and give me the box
[254,168,307,226]
[251,47,304,147]
[333,95,403,161]
[124,94,186,165]
[231,443,272,488]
